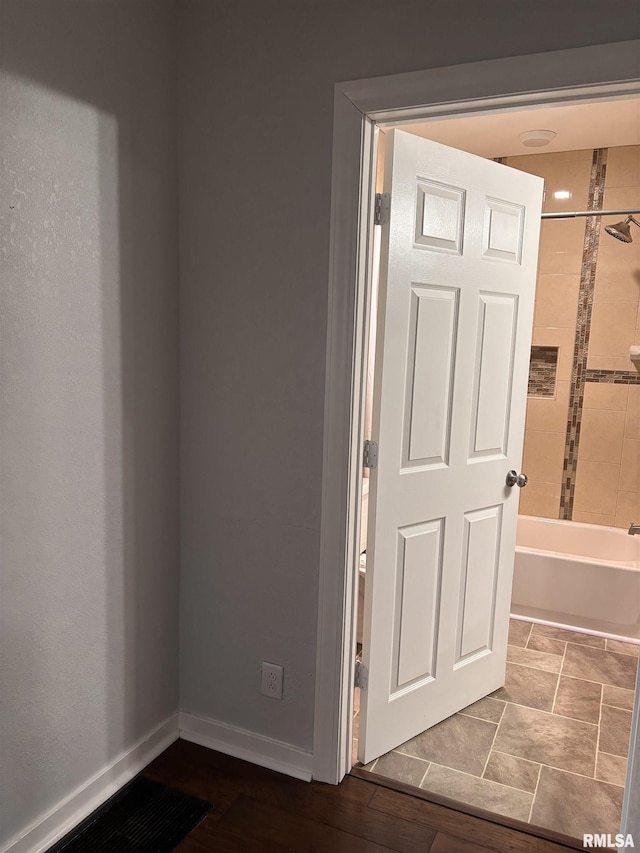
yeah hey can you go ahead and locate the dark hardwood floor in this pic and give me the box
[142,739,578,852]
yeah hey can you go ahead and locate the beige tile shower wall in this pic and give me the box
[505,150,589,519]
[505,146,640,525]
[573,383,628,525]
[578,146,640,527]
[577,382,640,528]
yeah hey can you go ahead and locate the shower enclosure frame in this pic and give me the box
[313,37,640,840]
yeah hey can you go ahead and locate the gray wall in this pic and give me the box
[0,2,179,846]
[178,0,640,751]
[1,2,639,847]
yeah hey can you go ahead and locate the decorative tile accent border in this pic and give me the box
[559,148,608,520]
[585,369,640,385]
[528,346,558,397]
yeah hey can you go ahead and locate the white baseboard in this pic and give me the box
[179,711,313,782]
[5,714,179,853]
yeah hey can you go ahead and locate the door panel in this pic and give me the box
[403,285,458,467]
[470,292,517,457]
[456,505,502,663]
[358,130,543,765]
[415,180,465,252]
[393,518,444,690]
[482,197,524,262]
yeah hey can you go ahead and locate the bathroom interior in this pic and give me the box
[353,97,640,843]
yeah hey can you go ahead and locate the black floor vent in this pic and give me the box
[47,777,212,853]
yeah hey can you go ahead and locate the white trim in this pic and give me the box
[314,40,640,785]
[4,714,179,853]
[179,711,313,782]
[621,669,640,842]
[313,87,378,786]
[340,41,640,122]
[511,614,640,646]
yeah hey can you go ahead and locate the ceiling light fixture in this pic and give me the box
[519,129,557,148]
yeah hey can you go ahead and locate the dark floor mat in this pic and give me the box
[47,777,212,853]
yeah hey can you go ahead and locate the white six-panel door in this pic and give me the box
[358,130,544,765]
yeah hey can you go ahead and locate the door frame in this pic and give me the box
[314,34,640,797]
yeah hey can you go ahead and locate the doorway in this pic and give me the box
[353,115,640,840]
[313,38,640,845]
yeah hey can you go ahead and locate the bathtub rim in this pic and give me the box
[516,544,640,571]
[516,514,640,569]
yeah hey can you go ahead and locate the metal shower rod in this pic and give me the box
[541,209,640,219]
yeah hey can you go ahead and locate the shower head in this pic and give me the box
[606,219,633,243]
[605,215,640,243]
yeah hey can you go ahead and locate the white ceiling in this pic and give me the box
[394,97,640,159]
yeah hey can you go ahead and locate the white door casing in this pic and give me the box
[358,130,543,764]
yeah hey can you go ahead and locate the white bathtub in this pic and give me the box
[511,515,640,643]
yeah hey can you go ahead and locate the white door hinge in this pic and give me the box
[363,439,378,470]
[354,660,368,690]
[374,193,390,226]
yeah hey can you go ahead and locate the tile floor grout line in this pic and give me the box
[460,697,507,726]
[505,658,563,676]
[417,762,431,789]
[507,655,633,690]
[491,748,539,767]
[526,642,565,658]
[601,703,634,713]
[458,710,502,723]
[425,759,537,799]
[501,699,599,725]
[534,629,640,656]
[497,700,507,725]
[605,640,640,658]
[486,744,620,785]
[389,750,430,764]
[563,674,634,688]
[598,748,630,761]
[539,639,605,653]
[526,624,564,652]
[527,761,543,824]
[508,643,562,659]
[480,703,506,780]
[512,637,563,653]
[565,638,634,654]
[552,709,602,725]
[530,625,607,646]
[594,683,604,781]
[567,674,636,688]
[550,641,567,715]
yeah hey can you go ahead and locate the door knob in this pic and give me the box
[506,470,528,488]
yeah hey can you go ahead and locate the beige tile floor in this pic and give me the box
[355,619,639,840]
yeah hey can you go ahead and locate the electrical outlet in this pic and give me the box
[261,661,284,699]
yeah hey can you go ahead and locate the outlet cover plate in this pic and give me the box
[261,661,284,699]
